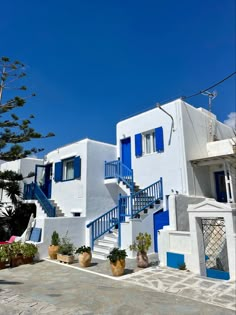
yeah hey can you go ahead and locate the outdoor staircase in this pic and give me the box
[92,230,118,260]
[49,200,64,217]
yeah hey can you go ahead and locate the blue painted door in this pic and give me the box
[44,164,52,199]
[121,137,131,169]
[153,210,169,252]
[214,171,227,202]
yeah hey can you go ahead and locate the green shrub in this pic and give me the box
[107,247,127,263]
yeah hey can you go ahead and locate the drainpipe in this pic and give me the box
[157,104,175,145]
[157,104,175,132]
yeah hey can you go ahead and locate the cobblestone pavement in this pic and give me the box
[120,266,236,311]
[0,260,235,314]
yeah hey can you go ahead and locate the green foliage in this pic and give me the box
[75,245,91,254]
[51,231,60,246]
[0,56,55,161]
[178,262,187,270]
[129,232,152,253]
[58,232,75,255]
[107,247,127,263]
[0,245,9,261]
[21,243,38,258]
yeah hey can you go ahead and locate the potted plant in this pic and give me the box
[129,232,151,268]
[48,231,60,259]
[57,232,75,264]
[22,243,38,264]
[0,245,9,269]
[107,247,127,276]
[9,242,24,267]
[76,245,92,267]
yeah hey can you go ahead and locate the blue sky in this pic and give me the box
[1,0,235,156]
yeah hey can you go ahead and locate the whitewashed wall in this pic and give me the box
[116,100,186,208]
[45,139,117,218]
[34,216,87,258]
[0,158,43,204]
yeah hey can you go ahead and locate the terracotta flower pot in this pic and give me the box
[110,259,125,276]
[137,251,149,268]
[48,245,59,259]
[78,252,92,267]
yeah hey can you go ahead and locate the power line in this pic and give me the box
[182,71,236,100]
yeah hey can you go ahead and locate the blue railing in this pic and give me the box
[131,178,163,218]
[104,160,134,191]
[86,206,119,250]
[24,183,56,217]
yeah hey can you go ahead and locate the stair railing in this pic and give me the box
[131,178,163,218]
[23,182,56,217]
[86,205,119,250]
[104,160,134,191]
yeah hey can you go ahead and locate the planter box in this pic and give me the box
[57,253,74,264]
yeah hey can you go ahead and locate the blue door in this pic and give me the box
[215,171,227,202]
[121,137,131,169]
[35,164,52,199]
[153,210,169,252]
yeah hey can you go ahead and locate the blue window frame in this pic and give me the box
[54,156,81,182]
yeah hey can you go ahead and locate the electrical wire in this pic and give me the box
[182,71,236,100]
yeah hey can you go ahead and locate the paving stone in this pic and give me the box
[199,280,217,288]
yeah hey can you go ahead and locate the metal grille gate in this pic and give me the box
[201,217,229,280]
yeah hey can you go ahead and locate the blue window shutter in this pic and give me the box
[74,156,81,179]
[135,133,142,157]
[54,162,62,182]
[155,127,164,152]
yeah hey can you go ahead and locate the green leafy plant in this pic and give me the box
[129,232,152,253]
[178,262,187,270]
[75,245,91,254]
[58,232,75,256]
[51,231,60,246]
[0,245,9,261]
[107,247,127,263]
[22,243,38,258]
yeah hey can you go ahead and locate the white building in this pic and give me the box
[2,99,235,281]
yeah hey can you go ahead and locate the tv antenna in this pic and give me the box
[201,90,217,113]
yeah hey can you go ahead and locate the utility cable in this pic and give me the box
[182,71,236,100]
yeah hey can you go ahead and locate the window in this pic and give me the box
[135,127,164,158]
[63,158,74,180]
[54,156,81,182]
[143,131,156,154]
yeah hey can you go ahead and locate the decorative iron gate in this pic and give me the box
[201,217,229,280]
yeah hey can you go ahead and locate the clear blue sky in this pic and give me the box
[1,0,235,156]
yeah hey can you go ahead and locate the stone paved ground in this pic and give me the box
[0,259,235,314]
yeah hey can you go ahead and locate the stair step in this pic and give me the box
[98,239,118,247]
[104,233,118,242]
[93,245,112,254]
[92,251,107,260]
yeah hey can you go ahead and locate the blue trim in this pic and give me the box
[104,160,134,191]
[153,210,169,252]
[206,268,230,280]
[29,227,42,242]
[121,137,132,169]
[155,127,164,152]
[74,156,81,179]
[135,133,142,157]
[167,252,185,269]
[86,206,119,250]
[54,162,62,182]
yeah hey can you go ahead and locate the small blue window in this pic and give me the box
[54,162,62,182]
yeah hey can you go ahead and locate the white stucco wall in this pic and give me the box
[86,140,118,220]
[34,216,87,258]
[0,158,43,204]
[45,139,117,218]
[116,100,186,206]
[180,102,235,197]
